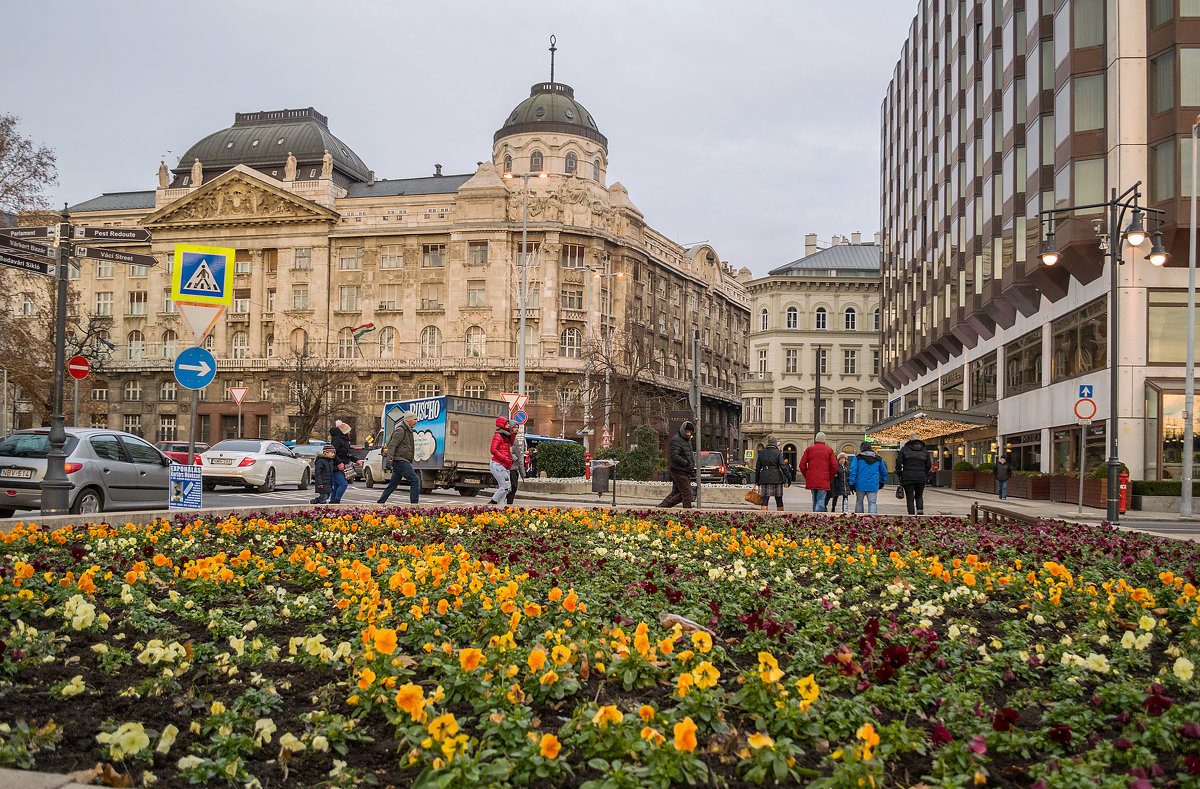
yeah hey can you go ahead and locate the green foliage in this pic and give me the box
[594,425,661,481]
[1131,479,1200,496]
[538,440,585,478]
[952,461,976,472]
[976,462,994,472]
[1092,461,1129,479]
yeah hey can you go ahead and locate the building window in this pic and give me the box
[380,245,403,269]
[124,380,142,401]
[873,308,880,331]
[751,397,763,422]
[128,264,148,278]
[842,399,857,425]
[294,247,311,270]
[1073,74,1104,131]
[264,334,274,357]
[783,398,797,423]
[338,248,361,270]
[338,286,360,311]
[467,242,488,267]
[158,416,177,441]
[20,293,34,316]
[337,328,360,359]
[759,308,768,331]
[561,287,584,310]
[969,354,998,407]
[90,383,108,402]
[562,244,586,269]
[1051,298,1106,381]
[96,292,113,315]
[465,326,486,357]
[592,159,600,180]
[1148,291,1200,363]
[815,307,827,330]
[1004,431,1043,472]
[128,291,147,316]
[1151,139,1176,202]
[818,347,828,375]
[844,307,857,331]
[785,306,797,329]
[264,249,277,273]
[417,382,441,398]
[1151,50,1175,115]
[335,384,356,402]
[1004,329,1043,395]
[162,289,176,314]
[292,285,309,310]
[785,348,798,374]
[467,281,487,307]
[871,399,885,423]
[378,327,397,359]
[463,382,485,398]
[422,244,446,268]
[503,155,512,174]
[377,384,399,402]
[127,330,145,360]
[160,380,177,402]
[123,414,141,435]
[782,443,797,468]
[565,151,577,174]
[843,349,857,375]
[560,328,582,358]
[818,399,827,425]
[757,348,768,373]
[260,380,271,401]
[234,252,252,274]
[233,289,250,313]
[97,260,113,278]
[530,150,544,172]
[872,349,881,376]
[231,331,249,359]
[420,326,442,358]
[1183,48,1200,106]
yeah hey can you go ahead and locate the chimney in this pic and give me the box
[851,232,862,245]
[434,164,443,177]
[367,170,375,187]
[874,231,882,245]
[805,233,817,257]
[831,234,841,246]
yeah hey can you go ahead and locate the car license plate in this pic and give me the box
[1,468,32,479]
[463,477,480,484]
[211,458,233,465]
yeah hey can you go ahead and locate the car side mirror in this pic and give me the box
[161,455,171,466]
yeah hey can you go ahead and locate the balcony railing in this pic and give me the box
[743,371,773,382]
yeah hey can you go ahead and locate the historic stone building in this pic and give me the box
[742,235,886,468]
[63,81,749,449]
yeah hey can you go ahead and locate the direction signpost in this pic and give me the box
[0,251,54,276]
[72,226,151,243]
[67,356,89,427]
[0,226,53,239]
[75,246,157,268]
[0,234,53,260]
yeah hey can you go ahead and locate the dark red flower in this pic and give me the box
[1143,694,1173,717]
[882,645,910,668]
[1180,721,1200,739]
[874,664,895,682]
[1114,738,1133,750]
[930,722,953,746]
[1047,723,1072,745]
[992,708,1020,732]
[1185,754,1200,777]
[864,617,880,637]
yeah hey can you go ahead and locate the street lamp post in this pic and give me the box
[1039,182,1167,523]
[582,260,623,451]
[1183,113,1200,517]
[502,171,547,403]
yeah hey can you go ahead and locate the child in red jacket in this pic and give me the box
[488,417,515,505]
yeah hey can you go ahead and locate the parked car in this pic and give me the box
[697,451,727,484]
[724,463,754,485]
[199,439,311,493]
[0,428,173,517]
[155,441,208,464]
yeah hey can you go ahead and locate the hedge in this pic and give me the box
[1131,480,1200,497]
[953,461,976,472]
[537,440,585,478]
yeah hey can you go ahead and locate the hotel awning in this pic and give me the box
[864,408,997,443]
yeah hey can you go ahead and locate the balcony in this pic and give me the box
[417,300,444,314]
[743,371,773,382]
[561,308,586,322]
[511,307,541,320]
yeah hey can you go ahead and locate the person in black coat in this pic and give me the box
[828,452,852,513]
[754,436,789,512]
[310,444,337,504]
[993,454,1013,500]
[896,433,932,515]
[658,421,695,508]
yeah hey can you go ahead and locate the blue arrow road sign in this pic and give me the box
[174,347,216,390]
[1079,385,1093,398]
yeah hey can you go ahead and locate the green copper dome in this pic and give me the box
[494,83,607,148]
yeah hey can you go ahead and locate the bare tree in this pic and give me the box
[0,115,57,214]
[275,350,367,442]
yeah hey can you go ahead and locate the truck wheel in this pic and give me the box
[203,481,216,492]
[420,486,435,495]
[364,467,374,488]
[456,487,482,497]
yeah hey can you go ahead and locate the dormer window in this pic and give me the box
[503,155,512,174]
[565,152,577,174]
[530,151,544,172]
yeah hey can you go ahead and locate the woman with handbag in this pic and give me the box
[753,436,789,512]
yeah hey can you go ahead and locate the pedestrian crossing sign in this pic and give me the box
[172,244,233,306]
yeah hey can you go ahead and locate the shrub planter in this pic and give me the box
[1048,475,1107,508]
[1028,475,1051,500]
[1008,475,1031,499]
[951,470,975,490]
[974,473,996,495]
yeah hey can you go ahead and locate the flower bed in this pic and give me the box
[2,507,1200,787]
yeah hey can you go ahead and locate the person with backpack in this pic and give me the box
[848,441,889,513]
[488,416,516,506]
[753,435,789,512]
[896,433,932,515]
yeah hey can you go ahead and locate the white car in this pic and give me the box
[361,448,385,487]
[199,439,311,493]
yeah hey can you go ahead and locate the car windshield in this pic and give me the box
[208,440,264,453]
[0,433,80,458]
[699,453,723,467]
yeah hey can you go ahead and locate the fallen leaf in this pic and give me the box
[68,764,103,784]
[1153,608,1169,616]
[99,763,132,787]
[579,653,590,681]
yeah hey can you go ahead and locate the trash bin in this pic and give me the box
[592,462,610,495]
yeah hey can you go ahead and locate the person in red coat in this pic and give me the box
[798,431,838,512]
[488,416,516,505]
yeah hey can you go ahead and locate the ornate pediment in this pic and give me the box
[144,165,338,229]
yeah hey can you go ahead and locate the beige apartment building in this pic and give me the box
[50,81,749,449]
[742,235,886,468]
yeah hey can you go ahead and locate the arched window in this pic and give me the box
[420,326,442,358]
[760,308,768,331]
[522,326,537,358]
[669,355,680,378]
[161,330,177,359]
[873,307,881,332]
[530,150,544,172]
[160,380,177,402]
[465,326,486,357]
[203,334,216,354]
[289,328,308,356]
[378,327,396,359]
[559,327,582,358]
[264,333,274,357]
[815,307,828,330]
[463,381,486,398]
[592,159,600,180]
[503,154,512,174]
[565,152,577,174]
[783,443,798,470]
[785,306,798,330]
[231,331,249,359]
[655,349,666,375]
[127,330,144,360]
[337,328,359,359]
[417,381,441,398]
[96,330,112,358]
[844,307,857,331]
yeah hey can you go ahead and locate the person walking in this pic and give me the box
[848,441,888,513]
[488,416,516,505]
[328,419,357,503]
[377,411,420,505]
[896,433,932,515]
[828,452,852,513]
[658,421,696,508]
[310,444,337,504]
[993,453,1013,500]
[753,435,789,512]
[507,436,525,505]
[798,431,837,512]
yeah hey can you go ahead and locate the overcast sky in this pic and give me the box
[2,1,916,276]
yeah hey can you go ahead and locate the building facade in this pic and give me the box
[742,234,886,468]
[55,84,749,449]
[877,0,1199,479]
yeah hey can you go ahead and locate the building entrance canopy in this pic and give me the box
[865,408,996,443]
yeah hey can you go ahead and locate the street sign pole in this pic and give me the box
[187,390,199,466]
[237,401,242,438]
[73,378,78,427]
[41,209,72,515]
[1078,421,1088,515]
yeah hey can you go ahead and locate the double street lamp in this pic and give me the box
[1039,182,1166,523]
[581,261,623,451]
[502,171,548,402]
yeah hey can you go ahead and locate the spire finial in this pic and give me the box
[549,34,557,83]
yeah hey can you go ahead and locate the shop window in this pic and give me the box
[1051,298,1106,382]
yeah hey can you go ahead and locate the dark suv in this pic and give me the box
[697,451,727,484]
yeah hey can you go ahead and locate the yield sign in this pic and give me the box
[502,392,529,414]
[67,355,90,380]
[228,386,249,405]
[176,301,226,346]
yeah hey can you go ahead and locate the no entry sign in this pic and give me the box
[67,356,90,380]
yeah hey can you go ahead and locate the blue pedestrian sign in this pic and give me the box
[174,346,216,390]
[169,463,202,510]
[1079,385,1093,398]
[171,244,233,306]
